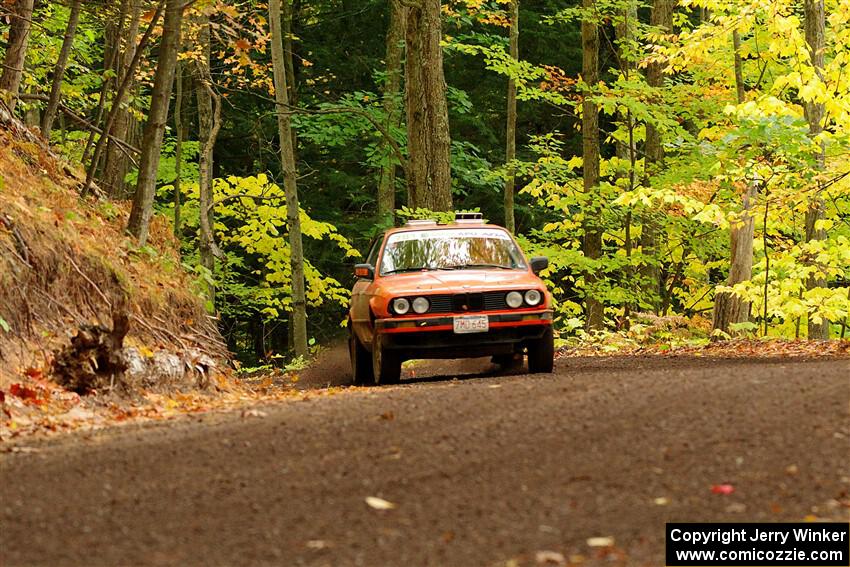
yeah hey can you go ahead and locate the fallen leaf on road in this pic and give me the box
[379,411,394,421]
[241,409,267,418]
[587,536,615,547]
[535,550,565,565]
[653,497,669,506]
[711,484,735,495]
[365,496,396,510]
[306,540,329,549]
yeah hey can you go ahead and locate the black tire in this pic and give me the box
[372,337,401,385]
[527,326,554,374]
[349,330,374,385]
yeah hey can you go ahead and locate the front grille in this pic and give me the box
[427,295,454,313]
[483,292,509,311]
[415,291,510,314]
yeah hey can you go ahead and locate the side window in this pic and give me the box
[366,237,382,267]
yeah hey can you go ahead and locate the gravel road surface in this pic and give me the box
[2,356,848,566]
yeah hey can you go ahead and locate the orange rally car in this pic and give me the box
[348,213,554,385]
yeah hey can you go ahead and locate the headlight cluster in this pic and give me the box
[392,296,430,315]
[508,289,542,308]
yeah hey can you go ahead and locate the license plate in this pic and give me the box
[453,315,489,334]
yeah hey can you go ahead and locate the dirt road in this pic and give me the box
[2,356,849,566]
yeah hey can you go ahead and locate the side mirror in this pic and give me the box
[530,256,549,275]
[354,263,375,280]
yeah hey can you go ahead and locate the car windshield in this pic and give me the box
[380,228,526,275]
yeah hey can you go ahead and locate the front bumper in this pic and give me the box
[374,310,552,359]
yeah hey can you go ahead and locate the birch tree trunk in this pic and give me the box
[127,0,183,244]
[582,0,604,331]
[803,0,829,339]
[503,0,518,233]
[712,29,756,338]
[270,0,309,358]
[0,0,35,112]
[41,0,83,139]
[640,0,674,313]
[377,0,406,223]
[405,0,452,212]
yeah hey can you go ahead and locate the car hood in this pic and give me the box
[377,270,540,295]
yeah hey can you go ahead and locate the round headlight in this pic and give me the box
[524,289,542,306]
[392,297,410,315]
[506,291,524,308]
[412,296,430,314]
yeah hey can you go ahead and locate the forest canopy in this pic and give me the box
[1,0,848,365]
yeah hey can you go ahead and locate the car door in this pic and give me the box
[351,237,382,346]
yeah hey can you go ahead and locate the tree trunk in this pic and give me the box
[195,17,221,305]
[173,61,184,236]
[82,0,128,167]
[803,0,829,339]
[22,86,39,127]
[712,185,757,336]
[615,0,637,327]
[404,0,452,212]
[127,0,183,244]
[85,0,159,198]
[377,0,406,223]
[503,0,519,233]
[0,0,35,112]
[640,0,674,313]
[282,0,298,109]
[732,30,746,105]
[581,0,604,331]
[270,0,308,358]
[41,0,83,138]
[712,30,756,338]
[282,0,304,353]
[102,0,141,197]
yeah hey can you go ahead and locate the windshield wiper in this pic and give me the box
[439,264,516,270]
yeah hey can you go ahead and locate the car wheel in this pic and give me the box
[372,337,401,385]
[349,329,374,385]
[527,326,554,374]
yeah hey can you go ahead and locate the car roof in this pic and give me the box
[383,222,511,237]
